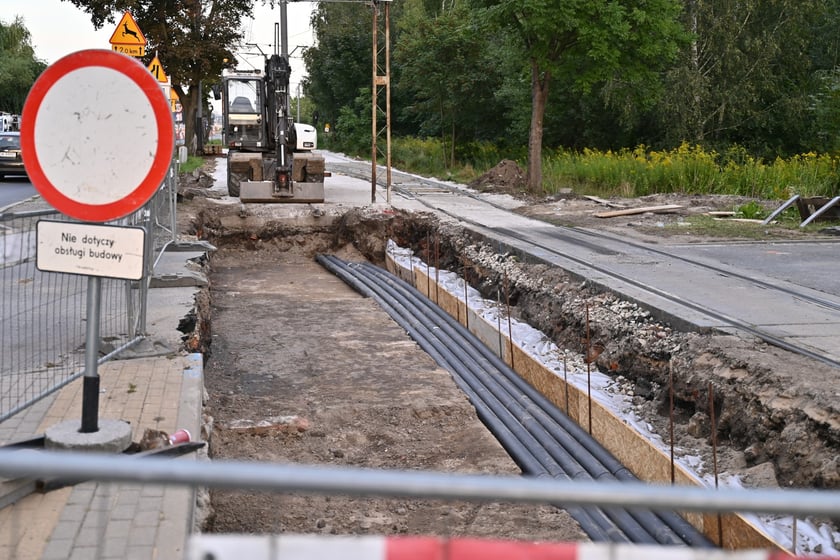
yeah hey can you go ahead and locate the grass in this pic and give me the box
[366,139,840,201]
[292,134,840,221]
[663,208,839,239]
[735,201,766,219]
[367,136,840,236]
[667,216,775,240]
[178,155,205,174]
[541,144,840,200]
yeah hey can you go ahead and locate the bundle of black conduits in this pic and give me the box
[316,254,714,548]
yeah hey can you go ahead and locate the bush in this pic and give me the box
[321,130,840,200]
[541,143,840,199]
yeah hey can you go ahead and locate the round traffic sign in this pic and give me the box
[21,49,174,222]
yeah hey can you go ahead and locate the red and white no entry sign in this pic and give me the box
[21,49,174,222]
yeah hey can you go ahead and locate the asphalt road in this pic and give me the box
[0,177,36,209]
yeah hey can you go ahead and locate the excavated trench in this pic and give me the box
[184,203,840,544]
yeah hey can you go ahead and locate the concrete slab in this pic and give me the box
[44,418,132,453]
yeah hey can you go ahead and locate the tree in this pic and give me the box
[471,0,685,193]
[0,17,46,113]
[656,0,824,156]
[303,3,377,131]
[63,0,264,154]
[394,0,507,166]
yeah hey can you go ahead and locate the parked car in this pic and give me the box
[0,132,27,180]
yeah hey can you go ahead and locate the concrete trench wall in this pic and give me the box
[385,252,780,552]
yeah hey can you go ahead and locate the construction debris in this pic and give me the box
[594,204,683,218]
[223,415,310,435]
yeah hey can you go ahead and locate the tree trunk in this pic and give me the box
[439,97,448,168]
[178,86,199,157]
[527,60,550,194]
[450,120,456,167]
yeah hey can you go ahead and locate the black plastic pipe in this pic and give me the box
[318,255,712,547]
[354,260,711,547]
[337,259,661,545]
[317,255,624,542]
[319,255,680,544]
[325,256,627,541]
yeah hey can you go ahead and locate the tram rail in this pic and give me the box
[329,161,840,369]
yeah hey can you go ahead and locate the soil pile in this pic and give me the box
[468,159,526,194]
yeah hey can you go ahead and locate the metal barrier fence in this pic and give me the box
[0,167,178,423]
[0,448,839,558]
[2,450,837,518]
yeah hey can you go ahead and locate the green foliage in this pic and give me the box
[735,201,766,220]
[469,0,685,191]
[390,137,446,176]
[64,0,256,155]
[292,94,317,127]
[304,3,378,130]
[654,0,832,156]
[179,155,205,174]
[394,1,508,166]
[387,137,504,183]
[303,0,840,177]
[540,144,840,199]
[0,17,46,113]
[328,88,373,155]
[328,130,839,205]
[326,132,503,186]
[808,69,840,153]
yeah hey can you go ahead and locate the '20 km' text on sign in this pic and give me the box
[113,44,146,57]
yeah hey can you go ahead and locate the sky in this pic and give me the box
[3,0,316,87]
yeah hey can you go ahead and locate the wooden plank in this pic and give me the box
[712,218,764,224]
[594,204,683,218]
[583,195,626,208]
[583,195,611,205]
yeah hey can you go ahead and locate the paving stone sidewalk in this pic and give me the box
[0,353,204,560]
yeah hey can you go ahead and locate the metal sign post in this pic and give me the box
[82,277,102,432]
[22,49,174,434]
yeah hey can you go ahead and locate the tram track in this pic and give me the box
[490,224,840,369]
[328,160,840,369]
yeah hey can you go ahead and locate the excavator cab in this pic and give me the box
[222,72,265,149]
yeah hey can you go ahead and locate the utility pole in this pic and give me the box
[282,0,392,201]
[370,0,392,204]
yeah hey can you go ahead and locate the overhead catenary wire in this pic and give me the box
[316,254,714,548]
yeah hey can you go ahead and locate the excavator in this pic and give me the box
[221,22,325,202]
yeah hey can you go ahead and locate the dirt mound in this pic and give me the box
[178,159,223,200]
[469,159,526,193]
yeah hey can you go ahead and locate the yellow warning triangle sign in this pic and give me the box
[147,55,169,84]
[109,11,146,46]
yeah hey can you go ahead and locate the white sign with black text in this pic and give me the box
[36,220,146,280]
